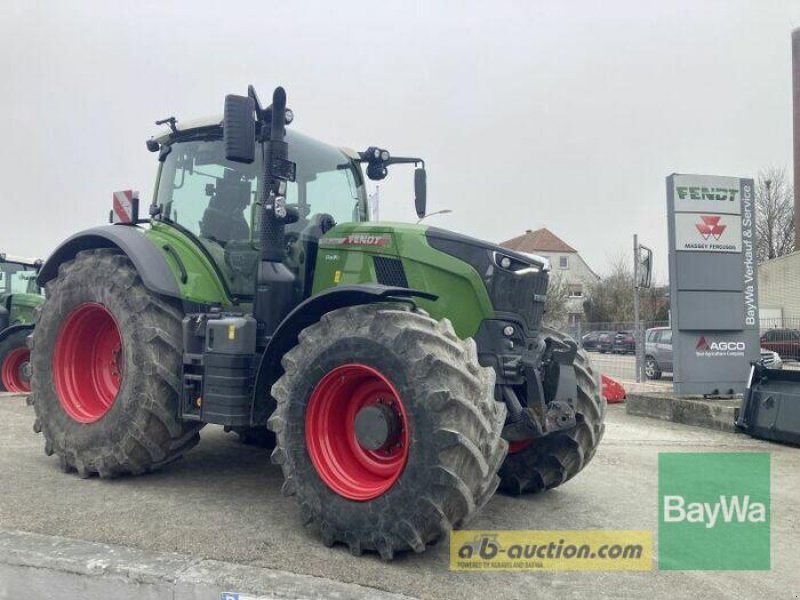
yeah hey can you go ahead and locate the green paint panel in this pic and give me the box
[313,222,493,338]
[7,293,44,325]
[144,223,232,307]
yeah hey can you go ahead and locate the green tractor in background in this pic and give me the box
[29,86,605,559]
[0,254,44,392]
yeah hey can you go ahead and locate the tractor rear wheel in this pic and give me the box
[30,249,202,478]
[268,304,507,559]
[498,326,606,495]
[0,329,32,393]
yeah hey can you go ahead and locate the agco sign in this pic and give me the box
[695,336,746,357]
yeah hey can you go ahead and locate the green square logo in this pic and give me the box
[658,452,770,570]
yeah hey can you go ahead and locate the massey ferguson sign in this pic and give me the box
[667,174,759,396]
[674,213,742,253]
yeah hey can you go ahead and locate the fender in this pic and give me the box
[0,323,34,346]
[249,284,438,425]
[37,225,180,299]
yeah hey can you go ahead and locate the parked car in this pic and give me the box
[760,328,800,361]
[597,332,615,353]
[645,326,782,379]
[760,348,783,370]
[644,327,672,379]
[581,331,611,352]
[612,331,635,354]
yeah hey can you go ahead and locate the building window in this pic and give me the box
[568,285,583,298]
[559,256,569,269]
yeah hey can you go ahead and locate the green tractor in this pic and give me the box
[30,86,605,559]
[0,254,44,392]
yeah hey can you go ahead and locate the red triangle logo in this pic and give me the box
[696,215,727,240]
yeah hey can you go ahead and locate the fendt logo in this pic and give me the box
[695,215,726,240]
[676,186,739,203]
[695,336,745,357]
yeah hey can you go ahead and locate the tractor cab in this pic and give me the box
[153,124,368,300]
[0,255,43,330]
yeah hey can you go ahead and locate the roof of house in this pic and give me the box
[499,228,577,254]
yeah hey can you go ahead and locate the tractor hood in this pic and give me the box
[425,227,548,276]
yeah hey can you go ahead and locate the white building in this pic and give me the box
[500,228,600,326]
[757,251,800,327]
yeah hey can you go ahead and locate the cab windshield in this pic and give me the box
[0,262,40,296]
[155,129,367,247]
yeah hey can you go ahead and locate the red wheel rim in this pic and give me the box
[305,364,409,501]
[1,347,31,393]
[53,303,123,423]
[508,439,534,454]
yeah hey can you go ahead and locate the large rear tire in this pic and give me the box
[0,329,32,393]
[268,304,507,559]
[30,249,202,478]
[498,326,606,495]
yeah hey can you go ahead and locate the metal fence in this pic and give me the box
[564,321,669,384]
[564,317,800,387]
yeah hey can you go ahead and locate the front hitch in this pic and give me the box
[500,334,578,442]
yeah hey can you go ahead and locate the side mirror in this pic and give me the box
[223,94,256,164]
[637,244,653,288]
[414,168,427,219]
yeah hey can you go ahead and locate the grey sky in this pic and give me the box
[2,0,798,281]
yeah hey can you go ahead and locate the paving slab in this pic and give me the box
[1,392,799,599]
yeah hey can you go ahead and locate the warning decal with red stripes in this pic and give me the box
[111,190,139,223]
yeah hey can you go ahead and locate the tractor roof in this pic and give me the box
[0,254,41,267]
[152,116,360,160]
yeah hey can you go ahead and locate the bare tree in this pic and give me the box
[582,254,668,325]
[756,167,794,263]
[582,254,634,324]
[543,271,570,328]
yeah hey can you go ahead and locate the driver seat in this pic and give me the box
[200,170,251,244]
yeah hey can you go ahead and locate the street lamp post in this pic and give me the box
[417,209,453,224]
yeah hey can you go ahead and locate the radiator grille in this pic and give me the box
[373,256,409,287]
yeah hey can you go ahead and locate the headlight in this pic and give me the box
[492,251,541,276]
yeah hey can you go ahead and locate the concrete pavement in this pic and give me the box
[1,392,798,599]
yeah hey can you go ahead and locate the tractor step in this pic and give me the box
[180,313,258,426]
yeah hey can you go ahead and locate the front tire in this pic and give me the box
[0,329,32,393]
[498,327,606,495]
[30,249,202,478]
[268,304,507,559]
[644,356,662,380]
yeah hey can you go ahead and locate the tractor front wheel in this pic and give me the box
[30,249,202,478]
[0,329,32,393]
[268,304,507,559]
